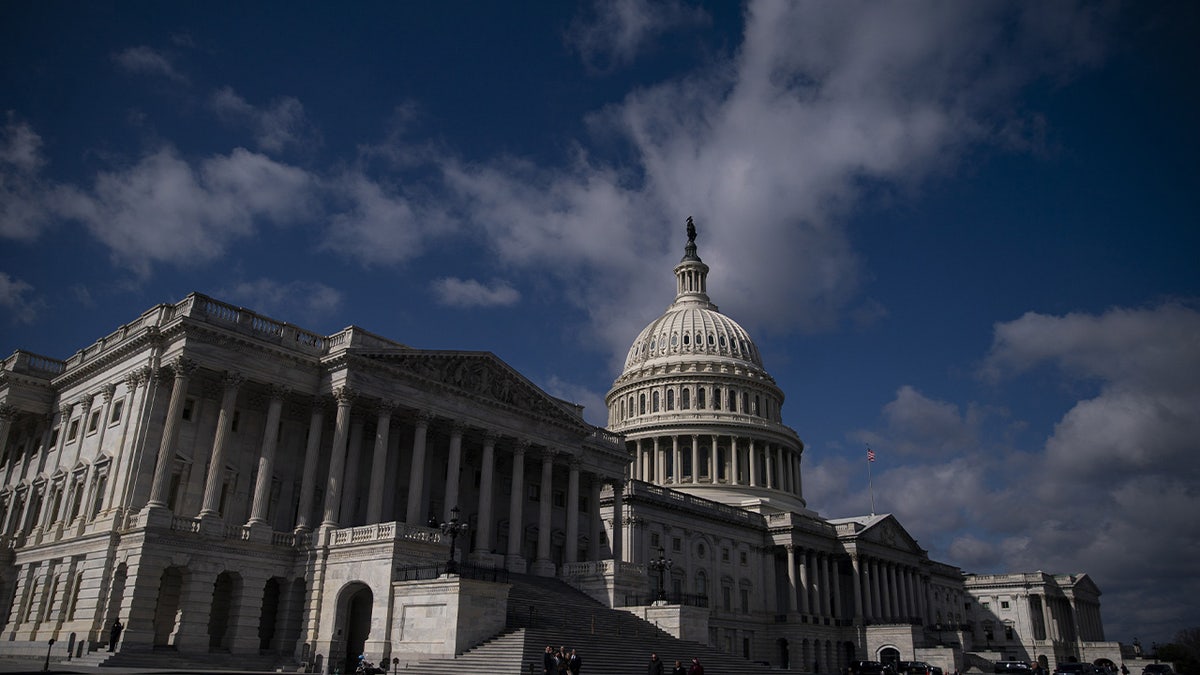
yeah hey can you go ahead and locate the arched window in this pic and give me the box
[639,394,646,415]
[683,334,690,346]
[743,392,750,413]
[666,389,675,411]
[697,387,706,409]
[620,398,626,420]
[754,395,760,416]
[728,389,737,412]
[695,569,708,597]
[681,388,690,409]
[652,391,660,412]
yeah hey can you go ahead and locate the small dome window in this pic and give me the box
[650,339,656,351]
[719,335,727,347]
[682,334,690,346]
[707,333,714,346]
[671,334,678,346]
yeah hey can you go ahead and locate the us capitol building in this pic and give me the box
[0,220,1124,672]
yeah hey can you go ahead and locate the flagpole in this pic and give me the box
[867,446,876,516]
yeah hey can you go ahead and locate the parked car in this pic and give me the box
[1054,663,1093,675]
[852,661,887,675]
[996,661,1033,675]
[1142,665,1174,675]
[898,661,934,675]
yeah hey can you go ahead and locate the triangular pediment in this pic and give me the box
[833,513,927,556]
[357,349,591,430]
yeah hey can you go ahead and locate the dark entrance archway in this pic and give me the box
[338,583,373,674]
[778,637,790,669]
[151,567,183,647]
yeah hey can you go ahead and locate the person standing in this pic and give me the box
[672,660,687,675]
[689,657,705,675]
[108,619,123,652]
[568,649,582,675]
[648,653,664,675]
[544,646,556,674]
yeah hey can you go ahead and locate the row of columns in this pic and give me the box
[777,548,933,625]
[632,434,801,495]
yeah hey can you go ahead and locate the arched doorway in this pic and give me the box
[879,647,900,671]
[208,571,241,651]
[338,583,373,674]
[151,567,184,647]
[258,577,283,651]
[778,637,790,669]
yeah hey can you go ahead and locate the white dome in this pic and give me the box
[622,305,762,372]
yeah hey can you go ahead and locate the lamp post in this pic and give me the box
[42,638,55,672]
[647,547,673,603]
[439,506,469,574]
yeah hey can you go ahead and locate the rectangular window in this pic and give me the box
[66,419,80,442]
[109,399,124,425]
[527,484,540,501]
[1001,600,1010,609]
[740,551,748,565]
[181,397,196,422]
[723,586,732,611]
[741,589,750,613]
[672,537,682,552]
[580,496,590,513]
[231,410,240,432]
[48,428,59,448]
[87,410,101,434]
[552,490,565,508]
[650,532,661,548]
[722,547,730,562]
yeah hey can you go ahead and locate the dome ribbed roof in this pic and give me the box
[618,216,765,375]
[623,306,762,371]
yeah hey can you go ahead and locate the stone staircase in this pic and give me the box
[66,645,293,671]
[402,573,773,674]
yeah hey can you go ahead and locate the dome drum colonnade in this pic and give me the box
[606,218,804,506]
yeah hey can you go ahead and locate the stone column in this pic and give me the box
[104,368,148,515]
[532,450,555,576]
[670,435,680,483]
[870,559,883,621]
[404,412,430,525]
[831,556,843,619]
[472,433,496,557]
[0,404,16,488]
[365,401,395,524]
[320,386,354,529]
[293,398,325,533]
[610,480,623,562]
[565,458,580,564]
[748,439,758,487]
[785,545,798,614]
[443,422,464,521]
[653,437,663,484]
[730,436,740,486]
[505,442,527,572]
[198,372,245,524]
[632,439,641,481]
[690,435,699,484]
[589,478,602,561]
[797,548,811,615]
[851,554,864,622]
[247,385,288,532]
[339,418,365,525]
[147,358,196,512]
[710,434,719,482]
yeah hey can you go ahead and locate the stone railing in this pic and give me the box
[2,350,66,378]
[329,521,442,547]
[623,480,764,526]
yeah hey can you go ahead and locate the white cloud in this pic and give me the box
[431,277,520,309]
[0,117,53,240]
[57,147,316,277]
[568,0,709,72]
[836,302,1200,643]
[216,279,344,326]
[112,46,186,82]
[0,272,39,324]
[320,172,456,266]
[211,87,318,154]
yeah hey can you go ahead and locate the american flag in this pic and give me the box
[867,448,876,462]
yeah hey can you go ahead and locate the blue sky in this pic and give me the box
[2,0,1198,647]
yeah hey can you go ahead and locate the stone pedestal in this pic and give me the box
[389,575,510,664]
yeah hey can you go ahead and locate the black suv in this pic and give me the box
[852,661,887,675]
[1055,664,1094,675]
[898,662,933,675]
[996,662,1033,675]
